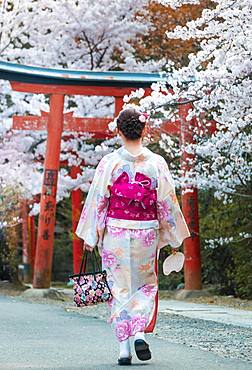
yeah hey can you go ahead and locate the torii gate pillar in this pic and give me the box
[179,104,202,291]
[33,94,64,288]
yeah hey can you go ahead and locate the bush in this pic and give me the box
[199,190,252,299]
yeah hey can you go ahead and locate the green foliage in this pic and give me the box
[231,239,252,299]
[199,190,252,299]
[0,230,10,280]
[52,197,73,281]
[0,227,22,282]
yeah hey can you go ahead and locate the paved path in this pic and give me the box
[158,299,252,328]
[62,288,252,328]
[0,295,251,370]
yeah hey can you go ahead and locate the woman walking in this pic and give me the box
[75,108,190,365]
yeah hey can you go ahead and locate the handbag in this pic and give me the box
[68,249,112,307]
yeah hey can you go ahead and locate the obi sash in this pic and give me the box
[107,171,158,221]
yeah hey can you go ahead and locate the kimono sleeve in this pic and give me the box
[75,155,112,249]
[156,156,191,250]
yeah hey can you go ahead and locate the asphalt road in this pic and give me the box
[0,295,251,370]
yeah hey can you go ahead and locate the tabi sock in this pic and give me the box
[134,331,146,341]
[119,339,131,358]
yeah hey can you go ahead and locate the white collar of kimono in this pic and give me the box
[119,145,150,162]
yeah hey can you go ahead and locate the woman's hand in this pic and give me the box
[83,242,93,253]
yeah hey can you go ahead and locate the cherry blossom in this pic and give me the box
[127,0,252,202]
[0,0,151,227]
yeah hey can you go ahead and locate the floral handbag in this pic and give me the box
[68,249,112,307]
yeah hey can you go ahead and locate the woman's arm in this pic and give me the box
[75,155,112,252]
[156,156,191,250]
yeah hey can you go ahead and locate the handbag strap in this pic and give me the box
[77,248,101,282]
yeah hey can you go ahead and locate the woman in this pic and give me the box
[75,108,190,365]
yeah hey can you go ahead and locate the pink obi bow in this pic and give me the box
[107,171,157,221]
[109,171,157,208]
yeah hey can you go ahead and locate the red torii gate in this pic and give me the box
[16,111,113,277]
[0,61,203,293]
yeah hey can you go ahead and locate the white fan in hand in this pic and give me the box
[163,252,185,275]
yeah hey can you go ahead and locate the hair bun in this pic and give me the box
[116,109,146,140]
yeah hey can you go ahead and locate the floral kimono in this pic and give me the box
[75,145,190,342]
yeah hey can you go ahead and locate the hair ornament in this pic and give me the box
[139,113,148,123]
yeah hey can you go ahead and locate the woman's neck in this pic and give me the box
[123,140,143,155]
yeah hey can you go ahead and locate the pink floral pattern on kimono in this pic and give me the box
[102,249,117,267]
[142,229,156,248]
[131,314,148,335]
[106,225,128,238]
[96,156,109,175]
[140,284,157,298]
[106,226,156,248]
[115,320,131,342]
[96,195,109,229]
[115,313,149,341]
[157,199,176,229]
